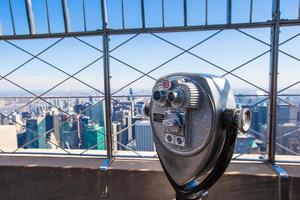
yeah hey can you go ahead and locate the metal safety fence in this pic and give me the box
[0,0,299,163]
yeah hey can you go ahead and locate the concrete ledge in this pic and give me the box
[0,155,298,200]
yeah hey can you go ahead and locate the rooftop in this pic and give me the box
[0,0,299,199]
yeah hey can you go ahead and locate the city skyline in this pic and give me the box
[0,1,298,157]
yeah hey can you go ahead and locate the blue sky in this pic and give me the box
[0,0,299,96]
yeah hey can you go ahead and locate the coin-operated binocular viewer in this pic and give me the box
[144,73,252,200]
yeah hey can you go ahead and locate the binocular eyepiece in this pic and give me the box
[152,88,186,108]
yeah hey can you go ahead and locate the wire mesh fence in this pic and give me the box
[0,0,299,162]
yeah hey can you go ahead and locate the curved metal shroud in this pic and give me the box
[158,109,239,200]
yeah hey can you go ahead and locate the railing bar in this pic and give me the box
[1,38,63,83]
[299,0,300,19]
[277,97,300,111]
[80,132,106,155]
[5,40,106,97]
[61,0,71,33]
[151,32,269,93]
[74,36,155,81]
[278,80,300,94]
[80,138,106,155]
[222,50,270,77]
[279,50,300,62]
[109,33,139,52]
[110,55,157,81]
[276,143,300,156]
[13,128,54,152]
[6,94,300,99]
[112,30,222,95]
[82,0,87,31]
[4,33,130,115]
[101,0,113,159]
[46,139,72,155]
[161,0,165,27]
[141,0,145,28]
[279,33,300,46]
[121,0,125,29]
[112,121,138,137]
[0,114,46,153]
[0,47,105,119]
[205,0,208,25]
[268,0,281,164]
[25,0,36,35]
[249,0,253,23]
[279,127,300,139]
[112,139,143,157]
[0,20,2,35]
[184,0,188,26]
[8,0,16,35]
[0,20,297,40]
[249,97,269,108]
[45,0,51,33]
[236,28,270,46]
[227,0,232,24]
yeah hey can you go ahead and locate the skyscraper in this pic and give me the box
[258,105,267,125]
[86,100,105,127]
[251,110,260,133]
[277,104,298,125]
[25,117,48,149]
[277,123,300,155]
[60,115,79,149]
[83,124,106,150]
[112,121,122,150]
[234,134,256,154]
[0,125,18,151]
[135,120,154,151]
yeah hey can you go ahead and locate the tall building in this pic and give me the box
[52,111,60,146]
[234,134,256,154]
[79,116,90,148]
[45,113,53,138]
[135,101,145,114]
[0,125,18,151]
[25,117,48,149]
[11,112,24,133]
[0,113,9,125]
[251,110,260,133]
[277,123,300,155]
[258,105,267,125]
[277,104,298,125]
[21,112,31,119]
[46,110,61,148]
[60,115,79,149]
[85,100,105,127]
[121,110,131,148]
[135,120,154,151]
[83,124,106,150]
[17,131,26,147]
[112,121,122,150]
[297,104,300,123]
[131,116,142,140]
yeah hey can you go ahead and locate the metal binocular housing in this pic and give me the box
[144,73,251,200]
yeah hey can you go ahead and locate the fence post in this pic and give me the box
[268,0,280,163]
[101,0,113,159]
